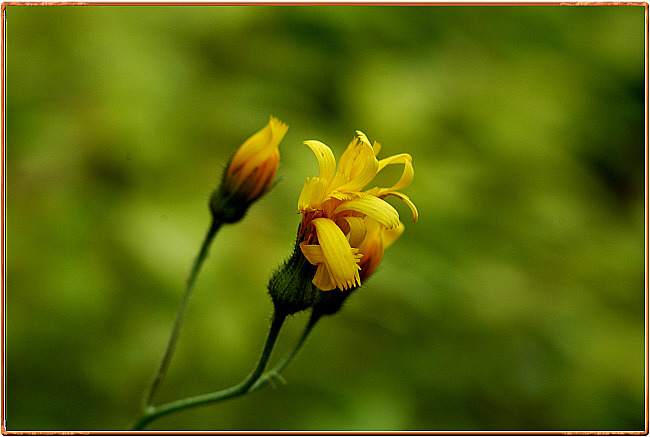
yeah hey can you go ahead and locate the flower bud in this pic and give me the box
[210,116,288,223]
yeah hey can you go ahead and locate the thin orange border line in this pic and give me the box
[2,1,6,436]
[0,430,635,435]
[645,0,649,435]
[0,2,647,435]
[0,1,648,5]
[2,0,648,5]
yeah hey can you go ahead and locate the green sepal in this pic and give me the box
[209,184,251,224]
[311,288,354,317]
[268,239,323,315]
[210,159,272,224]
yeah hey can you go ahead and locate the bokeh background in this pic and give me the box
[6,5,645,431]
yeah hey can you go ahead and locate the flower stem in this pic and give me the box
[249,311,322,392]
[143,219,222,408]
[131,310,287,430]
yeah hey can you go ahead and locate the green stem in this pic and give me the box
[144,219,222,407]
[131,310,288,430]
[249,311,321,392]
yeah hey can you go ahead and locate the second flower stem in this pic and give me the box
[144,219,222,407]
[250,311,322,392]
[132,310,288,430]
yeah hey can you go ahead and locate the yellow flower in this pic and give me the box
[224,116,288,202]
[297,131,417,291]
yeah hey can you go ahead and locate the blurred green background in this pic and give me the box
[6,5,645,431]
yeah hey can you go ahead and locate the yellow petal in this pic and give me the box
[298,177,328,211]
[244,148,279,200]
[376,153,414,193]
[238,141,278,182]
[355,131,372,147]
[299,242,340,291]
[268,116,289,148]
[331,191,358,201]
[299,242,324,265]
[312,264,336,291]
[329,136,366,190]
[334,143,378,194]
[335,137,361,181]
[304,140,336,182]
[357,217,384,280]
[383,220,405,248]
[228,116,287,178]
[362,215,382,238]
[372,141,381,157]
[382,191,419,222]
[333,196,400,229]
[312,218,361,290]
[342,216,367,248]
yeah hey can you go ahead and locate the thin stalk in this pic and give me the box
[249,311,322,392]
[132,310,287,430]
[144,219,222,407]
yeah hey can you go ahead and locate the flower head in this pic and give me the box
[297,131,417,291]
[211,116,288,223]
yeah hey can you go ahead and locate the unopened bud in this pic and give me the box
[211,116,288,223]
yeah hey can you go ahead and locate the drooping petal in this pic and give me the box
[381,191,419,222]
[342,216,367,248]
[304,140,336,182]
[312,218,361,290]
[333,196,401,229]
[299,242,324,265]
[376,153,414,193]
[300,239,350,291]
[357,217,384,281]
[356,218,402,282]
[312,263,336,291]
